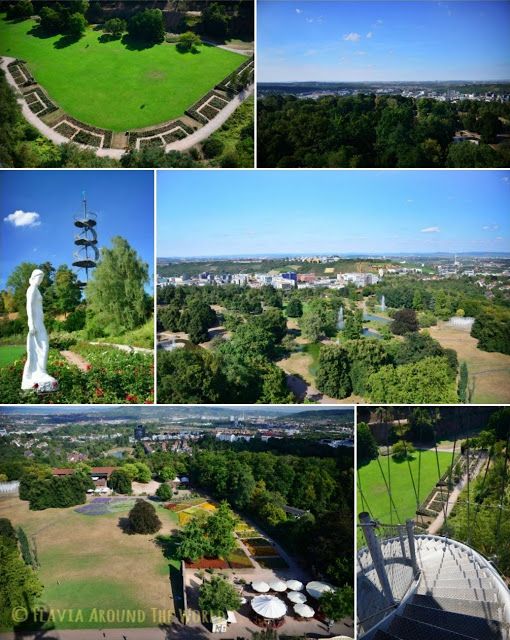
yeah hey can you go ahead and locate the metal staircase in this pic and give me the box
[72,192,98,288]
[357,514,510,640]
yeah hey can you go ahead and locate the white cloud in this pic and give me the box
[421,226,440,233]
[366,31,373,38]
[295,8,302,14]
[496,236,504,241]
[502,176,509,183]
[482,224,500,231]
[304,49,318,56]
[376,19,383,25]
[343,32,361,42]
[3,210,41,227]
[406,199,414,203]
[354,51,367,56]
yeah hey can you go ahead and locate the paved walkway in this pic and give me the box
[165,84,254,152]
[60,350,90,372]
[89,342,153,355]
[427,452,488,535]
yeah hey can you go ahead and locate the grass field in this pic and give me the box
[0,15,244,130]
[0,495,176,629]
[357,450,452,528]
[0,344,25,367]
[429,324,510,404]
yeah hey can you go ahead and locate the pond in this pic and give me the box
[363,312,391,324]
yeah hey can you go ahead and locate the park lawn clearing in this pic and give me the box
[428,324,510,404]
[0,16,244,131]
[0,344,25,367]
[0,495,173,629]
[357,450,452,538]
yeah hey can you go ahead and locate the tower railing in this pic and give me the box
[357,512,420,637]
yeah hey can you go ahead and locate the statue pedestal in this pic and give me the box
[21,372,58,393]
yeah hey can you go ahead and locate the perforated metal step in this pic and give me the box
[403,602,503,639]
[411,594,502,621]
[388,615,482,640]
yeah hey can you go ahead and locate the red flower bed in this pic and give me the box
[185,558,229,569]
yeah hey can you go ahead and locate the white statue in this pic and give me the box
[21,269,58,393]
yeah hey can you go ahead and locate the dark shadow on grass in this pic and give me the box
[12,606,57,639]
[27,23,56,39]
[53,33,82,49]
[121,33,159,51]
[117,516,134,534]
[98,32,122,43]
[175,44,201,55]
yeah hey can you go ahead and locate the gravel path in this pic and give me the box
[165,84,254,152]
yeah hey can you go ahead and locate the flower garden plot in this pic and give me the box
[75,497,136,516]
[225,547,253,569]
[256,556,289,570]
[0,345,153,404]
[185,557,229,570]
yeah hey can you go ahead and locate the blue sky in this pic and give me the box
[157,170,510,256]
[258,0,510,82]
[0,171,154,290]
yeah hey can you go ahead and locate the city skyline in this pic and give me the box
[157,170,510,257]
[258,0,510,82]
[0,170,154,290]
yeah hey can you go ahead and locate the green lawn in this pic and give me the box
[357,450,452,527]
[0,16,244,130]
[0,344,25,367]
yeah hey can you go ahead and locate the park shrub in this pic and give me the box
[202,137,224,158]
[0,319,24,338]
[48,331,77,351]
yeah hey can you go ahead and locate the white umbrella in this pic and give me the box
[251,595,287,619]
[269,579,287,592]
[252,580,270,593]
[288,591,307,604]
[294,603,315,618]
[286,579,304,591]
[306,581,334,600]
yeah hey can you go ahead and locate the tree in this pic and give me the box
[7,0,33,19]
[53,265,81,315]
[128,8,165,44]
[177,30,201,52]
[66,12,87,37]
[103,17,126,38]
[155,483,173,501]
[391,309,419,335]
[159,465,176,482]
[6,262,53,319]
[458,361,468,403]
[357,422,378,467]
[346,339,389,396]
[199,576,241,618]
[158,348,225,403]
[178,517,208,561]
[39,6,61,33]
[319,586,354,622]
[0,538,42,630]
[315,344,352,399]
[86,236,149,335]
[300,302,336,341]
[392,440,415,461]
[108,469,132,494]
[286,298,303,318]
[259,364,294,404]
[343,309,363,339]
[367,357,458,403]
[205,501,237,557]
[127,499,162,534]
[201,2,229,40]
